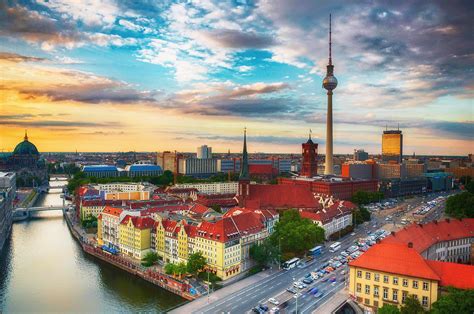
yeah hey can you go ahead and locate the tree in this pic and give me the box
[465,181,474,194]
[187,252,207,275]
[142,251,159,267]
[378,304,400,314]
[431,287,474,314]
[270,209,325,257]
[164,263,176,275]
[175,262,187,276]
[401,295,425,314]
[249,239,279,267]
[445,192,474,218]
[351,191,384,205]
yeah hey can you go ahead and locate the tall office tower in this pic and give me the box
[197,145,212,159]
[323,14,338,175]
[301,131,318,177]
[382,130,403,163]
[354,149,369,161]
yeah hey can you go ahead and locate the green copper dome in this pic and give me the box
[13,131,39,155]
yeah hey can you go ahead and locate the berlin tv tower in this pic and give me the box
[323,14,338,175]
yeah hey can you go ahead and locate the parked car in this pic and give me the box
[315,292,324,298]
[259,304,269,312]
[330,276,337,283]
[286,287,297,294]
[268,298,279,305]
[270,307,280,314]
[303,278,313,284]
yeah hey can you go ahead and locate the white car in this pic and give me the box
[268,298,279,305]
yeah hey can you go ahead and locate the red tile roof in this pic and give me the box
[197,218,240,243]
[102,206,123,217]
[426,260,474,289]
[121,215,155,229]
[349,243,441,281]
[249,164,276,175]
[382,218,474,253]
[245,184,319,209]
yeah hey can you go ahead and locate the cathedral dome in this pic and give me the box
[13,132,39,155]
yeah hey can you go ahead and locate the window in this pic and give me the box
[356,283,361,293]
[357,270,362,278]
[403,279,408,287]
[402,291,408,303]
[374,286,379,297]
[364,298,370,305]
[383,287,388,299]
[393,277,398,285]
[374,274,380,282]
[413,281,418,289]
[393,290,398,302]
[365,285,370,294]
[384,275,389,283]
[422,296,428,307]
[423,282,429,291]
[366,272,371,280]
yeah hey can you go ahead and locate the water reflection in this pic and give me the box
[0,181,185,312]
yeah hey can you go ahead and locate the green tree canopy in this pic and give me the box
[445,192,474,218]
[187,252,207,275]
[401,295,425,314]
[270,209,325,258]
[431,287,474,314]
[351,191,384,205]
[249,239,279,267]
[378,304,400,314]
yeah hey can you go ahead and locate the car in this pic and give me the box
[268,298,279,305]
[305,273,312,278]
[340,270,346,275]
[330,276,337,283]
[259,304,269,311]
[252,307,261,313]
[286,287,297,294]
[270,307,280,314]
[293,282,300,288]
[310,287,319,295]
[315,292,324,298]
[322,278,328,282]
[347,245,358,253]
[302,278,313,284]
[333,261,343,268]
[350,232,356,236]
[340,277,346,282]
[340,251,349,257]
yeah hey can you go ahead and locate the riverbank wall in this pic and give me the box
[63,211,195,301]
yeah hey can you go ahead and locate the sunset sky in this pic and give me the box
[0,1,472,154]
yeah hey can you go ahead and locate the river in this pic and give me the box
[0,179,185,313]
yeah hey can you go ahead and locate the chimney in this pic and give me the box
[376,238,381,244]
[418,223,423,228]
[391,231,395,236]
[433,220,437,224]
[446,218,450,223]
[408,242,413,248]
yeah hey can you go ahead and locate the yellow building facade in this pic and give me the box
[118,215,154,260]
[349,266,439,311]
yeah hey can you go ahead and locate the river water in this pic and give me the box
[0,179,185,313]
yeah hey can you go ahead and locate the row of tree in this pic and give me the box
[163,252,208,278]
[379,288,474,314]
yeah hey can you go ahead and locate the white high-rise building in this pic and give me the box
[197,145,212,159]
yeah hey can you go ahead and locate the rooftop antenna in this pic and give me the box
[329,14,332,65]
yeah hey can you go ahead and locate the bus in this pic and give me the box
[309,245,323,256]
[282,257,300,270]
[329,242,341,252]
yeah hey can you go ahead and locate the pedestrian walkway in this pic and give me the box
[169,268,279,314]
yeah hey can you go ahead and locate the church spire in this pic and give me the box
[24,129,28,141]
[239,127,249,180]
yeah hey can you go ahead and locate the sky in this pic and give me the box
[0,0,473,155]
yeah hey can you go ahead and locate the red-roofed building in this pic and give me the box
[349,237,474,312]
[196,193,238,209]
[248,164,278,180]
[381,218,474,263]
[97,206,124,249]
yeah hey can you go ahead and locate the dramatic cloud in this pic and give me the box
[0,52,46,63]
[200,29,276,49]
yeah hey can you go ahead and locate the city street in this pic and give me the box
[191,191,453,314]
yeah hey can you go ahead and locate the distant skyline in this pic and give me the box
[0,1,473,155]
